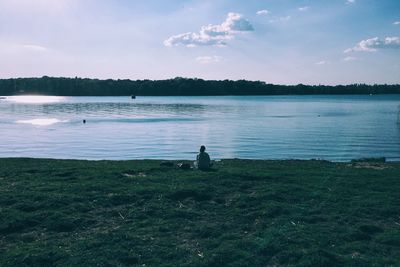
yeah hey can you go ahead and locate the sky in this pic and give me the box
[0,0,399,85]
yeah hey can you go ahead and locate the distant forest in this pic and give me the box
[0,76,399,96]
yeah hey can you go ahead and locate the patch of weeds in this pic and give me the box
[347,231,372,241]
[45,213,77,232]
[193,225,221,238]
[108,194,138,205]
[257,241,280,260]
[203,244,253,267]
[20,232,39,242]
[118,253,140,265]
[299,249,340,267]
[303,215,328,224]
[14,201,41,212]
[122,170,147,178]
[358,225,384,235]
[263,203,289,218]
[169,189,212,202]
[275,250,303,265]
[20,250,67,266]
[376,230,400,246]
[0,214,39,234]
[351,157,386,163]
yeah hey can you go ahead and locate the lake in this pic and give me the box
[1,95,399,161]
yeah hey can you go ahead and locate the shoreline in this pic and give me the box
[0,157,398,163]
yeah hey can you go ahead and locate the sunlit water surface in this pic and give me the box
[1,95,399,161]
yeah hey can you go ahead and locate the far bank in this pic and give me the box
[1,77,400,96]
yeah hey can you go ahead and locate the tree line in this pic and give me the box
[0,76,399,96]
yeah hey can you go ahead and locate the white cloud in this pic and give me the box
[346,0,355,4]
[0,42,48,53]
[345,37,400,53]
[298,6,310,12]
[256,10,269,16]
[343,56,357,61]
[269,16,291,23]
[384,37,400,47]
[196,56,223,64]
[164,13,254,47]
[20,44,47,52]
[315,60,328,65]
[394,21,400,25]
[344,37,380,52]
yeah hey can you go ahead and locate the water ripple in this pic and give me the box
[1,95,400,161]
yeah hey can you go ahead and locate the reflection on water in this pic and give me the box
[1,95,400,161]
[5,95,65,104]
[38,103,209,117]
[16,118,68,126]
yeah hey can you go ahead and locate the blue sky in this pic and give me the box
[0,0,399,85]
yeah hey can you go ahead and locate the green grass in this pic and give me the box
[0,158,399,266]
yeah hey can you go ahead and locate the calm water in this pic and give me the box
[1,95,400,161]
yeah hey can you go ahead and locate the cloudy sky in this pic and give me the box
[0,0,399,85]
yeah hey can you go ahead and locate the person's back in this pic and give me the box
[196,145,211,170]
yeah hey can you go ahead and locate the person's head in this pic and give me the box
[200,145,206,153]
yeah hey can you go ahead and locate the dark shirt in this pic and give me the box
[196,152,210,170]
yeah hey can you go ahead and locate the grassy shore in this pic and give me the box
[0,158,399,266]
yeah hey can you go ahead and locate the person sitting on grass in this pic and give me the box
[195,145,211,170]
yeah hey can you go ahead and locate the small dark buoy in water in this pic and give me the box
[83,119,86,124]
[131,95,136,99]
